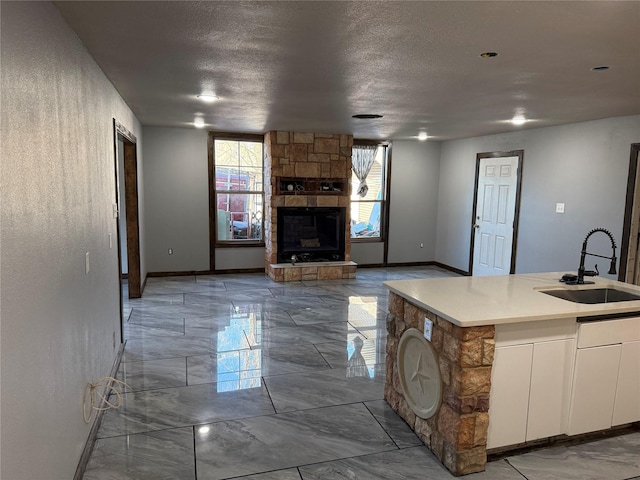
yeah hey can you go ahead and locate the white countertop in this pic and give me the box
[384,272,640,327]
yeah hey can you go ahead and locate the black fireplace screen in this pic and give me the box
[277,207,346,263]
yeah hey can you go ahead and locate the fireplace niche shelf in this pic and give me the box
[277,177,346,195]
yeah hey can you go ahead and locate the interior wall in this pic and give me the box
[350,241,385,265]
[142,130,445,270]
[215,247,265,271]
[142,117,639,275]
[142,127,210,272]
[0,2,142,479]
[386,140,441,264]
[436,115,640,275]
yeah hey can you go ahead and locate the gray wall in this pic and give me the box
[143,127,210,272]
[215,247,265,270]
[141,127,279,272]
[386,140,441,264]
[1,2,143,479]
[350,241,384,265]
[142,130,443,270]
[141,117,640,277]
[436,115,640,275]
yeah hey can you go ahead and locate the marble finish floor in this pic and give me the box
[83,266,640,479]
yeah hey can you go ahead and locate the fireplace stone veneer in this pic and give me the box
[264,131,355,282]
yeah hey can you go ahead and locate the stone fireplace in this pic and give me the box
[264,131,356,282]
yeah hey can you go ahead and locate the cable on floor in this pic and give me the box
[83,377,130,423]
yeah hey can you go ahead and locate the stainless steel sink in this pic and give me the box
[540,287,640,304]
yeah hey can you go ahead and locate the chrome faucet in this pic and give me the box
[574,228,617,285]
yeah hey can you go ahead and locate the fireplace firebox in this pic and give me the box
[277,207,346,263]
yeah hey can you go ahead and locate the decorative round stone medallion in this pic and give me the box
[397,328,442,419]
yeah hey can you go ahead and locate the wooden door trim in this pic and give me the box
[468,150,524,275]
[619,143,640,282]
[114,119,141,299]
[207,132,216,271]
[382,142,393,265]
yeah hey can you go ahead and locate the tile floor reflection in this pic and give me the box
[84,267,640,479]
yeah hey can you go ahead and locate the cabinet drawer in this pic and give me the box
[577,317,640,348]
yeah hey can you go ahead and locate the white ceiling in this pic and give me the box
[54,1,640,141]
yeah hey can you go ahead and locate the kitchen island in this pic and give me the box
[383,272,640,476]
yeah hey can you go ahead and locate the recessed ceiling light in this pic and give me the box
[511,115,526,126]
[591,66,610,71]
[418,132,428,141]
[197,94,219,102]
[194,118,205,128]
[352,114,383,119]
[480,52,498,58]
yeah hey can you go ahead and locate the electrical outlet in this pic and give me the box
[168,248,173,255]
[423,318,433,341]
[555,202,565,214]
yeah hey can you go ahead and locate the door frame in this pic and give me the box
[618,143,640,283]
[468,150,524,275]
[113,119,142,300]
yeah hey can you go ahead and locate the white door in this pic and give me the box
[472,156,519,276]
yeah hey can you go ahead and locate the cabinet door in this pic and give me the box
[487,344,533,449]
[526,339,575,441]
[612,341,640,426]
[568,344,622,435]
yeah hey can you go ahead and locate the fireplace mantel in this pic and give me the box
[276,177,347,196]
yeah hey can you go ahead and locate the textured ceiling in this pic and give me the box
[54,1,640,140]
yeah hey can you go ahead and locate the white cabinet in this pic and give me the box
[567,344,621,435]
[612,340,640,426]
[526,339,575,441]
[489,316,640,449]
[487,324,575,449]
[487,344,533,448]
[568,317,640,435]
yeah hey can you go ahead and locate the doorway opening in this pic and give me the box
[113,119,142,309]
[469,150,524,276]
[619,143,640,284]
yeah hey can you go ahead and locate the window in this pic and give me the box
[211,134,264,244]
[350,143,388,240]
